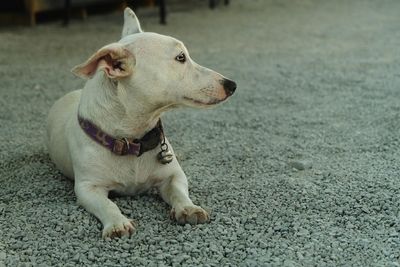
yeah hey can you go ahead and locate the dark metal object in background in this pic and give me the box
[158,0,166,25]
[160,0,230,24]
[209,0,230,9]
[63,0,71,26]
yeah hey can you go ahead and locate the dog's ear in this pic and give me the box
[71,43,135,79]
[122,7,143,38]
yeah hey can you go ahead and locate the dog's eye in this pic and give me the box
[175,52,186,63]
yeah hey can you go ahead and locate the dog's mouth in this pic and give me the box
[183,96,225,106]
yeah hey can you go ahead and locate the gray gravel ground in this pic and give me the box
[1,0,400,266]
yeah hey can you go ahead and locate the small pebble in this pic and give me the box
[289,160,313,170]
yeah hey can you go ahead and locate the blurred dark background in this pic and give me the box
[0,0,229,26]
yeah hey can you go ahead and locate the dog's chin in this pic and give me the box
[183,96,226,108]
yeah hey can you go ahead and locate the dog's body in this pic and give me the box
[46,8,236,238]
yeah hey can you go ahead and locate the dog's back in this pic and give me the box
[46,89,81,179]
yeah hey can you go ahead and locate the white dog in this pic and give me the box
[46,8,236,238]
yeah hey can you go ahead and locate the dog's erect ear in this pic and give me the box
[71,43,135,79]
[121,7,143,38]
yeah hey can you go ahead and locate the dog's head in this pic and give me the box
[72,8,236,111]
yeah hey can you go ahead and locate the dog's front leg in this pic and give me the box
[159,171,210,225]
[74,181,136,238]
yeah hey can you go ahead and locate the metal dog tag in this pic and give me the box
[158,150,173,164]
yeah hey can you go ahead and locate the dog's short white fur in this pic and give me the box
[46,8,236,238]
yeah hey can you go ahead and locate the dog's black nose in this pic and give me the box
[222,79,237,96]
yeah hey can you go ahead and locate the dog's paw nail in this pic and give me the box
[172,206,210,225]
[169,208,176,220]
[102,219,137,239]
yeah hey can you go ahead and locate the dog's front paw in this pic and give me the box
[170,205,210,225]
[102,218,137,239]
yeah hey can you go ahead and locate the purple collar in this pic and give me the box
[78,115,164,156]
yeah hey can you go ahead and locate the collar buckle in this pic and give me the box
[113,138,128,155]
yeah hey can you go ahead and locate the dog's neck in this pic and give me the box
[78,72,161,139]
